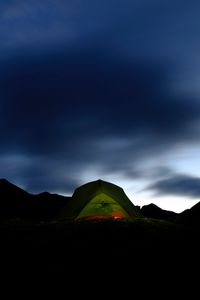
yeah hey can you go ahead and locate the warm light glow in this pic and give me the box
[76,192,130,220]
[76,215,126,221]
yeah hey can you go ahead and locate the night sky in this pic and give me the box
[1,1,200,212]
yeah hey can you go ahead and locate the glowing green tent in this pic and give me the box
[57,179,142,221]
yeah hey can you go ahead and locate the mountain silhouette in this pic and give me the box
[0,178,70,221]
[140,203,178,222]
[0,178,30,219]
[28,191,70,221]
[1,178,200,223]
[180,201,200,224]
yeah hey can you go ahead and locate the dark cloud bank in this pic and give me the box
[1,46,200,194]
[1,1,200,198]
[148,174,200,198]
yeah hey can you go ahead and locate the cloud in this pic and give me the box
[0,2,200,214]
[1,0,200,62]
[1,48,199,147]
[147,173,200,198]
[1,45,200,193]
[0,0,146,54]
[1,0,200,194]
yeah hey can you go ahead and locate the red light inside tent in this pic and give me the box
[77,212,127,221]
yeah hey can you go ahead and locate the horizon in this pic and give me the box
[1,176,199,213]
[1,1,200,213]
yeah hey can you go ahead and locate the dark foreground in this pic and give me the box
[1,218,199,299]
[1,218,199,282]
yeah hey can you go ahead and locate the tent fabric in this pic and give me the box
[57,179,143,220]
[77,193,131,219]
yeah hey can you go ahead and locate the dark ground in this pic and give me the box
[0,217,199,294]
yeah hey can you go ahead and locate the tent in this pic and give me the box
[57,179,143,221]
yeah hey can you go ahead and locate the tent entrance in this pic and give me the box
[76,193,130,220]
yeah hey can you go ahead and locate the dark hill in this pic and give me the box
[28,192,70,221]
[0,178,70,221]
[1,178,200,224]
[140,203,178,222]
[180,201,200,224]
[0,178,30,219]
[0,178,29,197]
